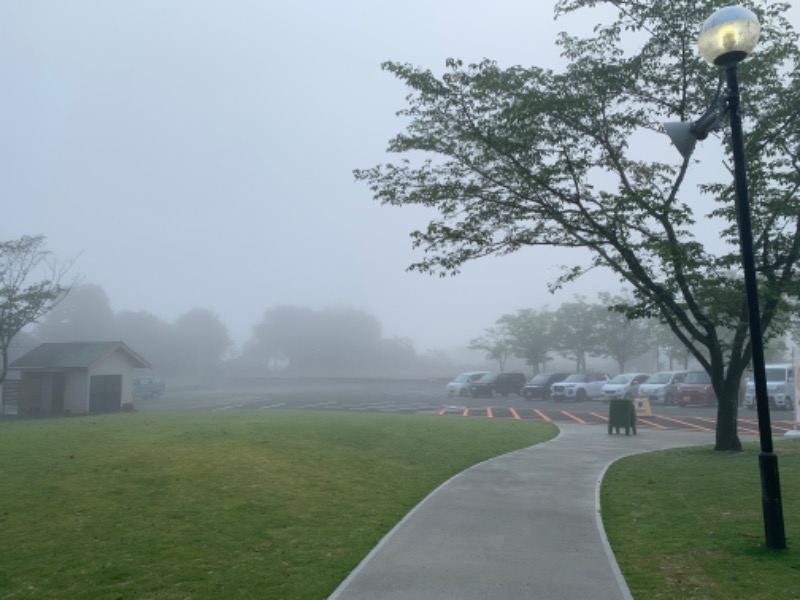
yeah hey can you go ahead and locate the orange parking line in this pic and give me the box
[637,417,668,429]
[693,416,722,430]
[696,416,760,436]
[534,409,551,422]
[561,411,587,424]
[737,417,761,434]
[658,415,714,432]
[510,408,522,421]
[590,412,608,422]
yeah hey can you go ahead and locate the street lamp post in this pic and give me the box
[665,5,786,550]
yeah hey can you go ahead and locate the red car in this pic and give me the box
[677,371,717,407]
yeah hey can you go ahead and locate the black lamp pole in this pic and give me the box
[724,61,786,550]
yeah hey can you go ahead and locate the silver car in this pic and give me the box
[446,371,488,397]
[637,371,689,405]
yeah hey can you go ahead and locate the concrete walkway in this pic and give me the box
[328,424,718,600]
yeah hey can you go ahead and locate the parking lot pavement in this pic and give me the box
[136,377,794,437]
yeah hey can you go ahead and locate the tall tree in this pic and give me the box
[652,322,694,371]
[355,0,800,451]
[111,310,173,373]
[34,283,114,342]
[380,336,418,369]
[0,236,72,404]
[172,308,232,376]
[550,298,605,372]
[248,306,319,372]
[247,305,387,373]
[313,307,383,370]
[498,308,554,375]
[596,293,653,373]
[469,325,514,371]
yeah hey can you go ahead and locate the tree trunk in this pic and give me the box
[715,394,742,451]
[0,348,7,415]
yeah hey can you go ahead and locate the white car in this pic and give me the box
[550,373,609,402]
[601,373,650,402]
[446,371,488,397]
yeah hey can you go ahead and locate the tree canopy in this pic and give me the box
[355,0,800,450]
[498,308,554,374]
[0,235,72,389]
[473,296,665,375]
[31,283,234,377]
[245,305,398,373]
[35,283,114,342]
[469,325,514,371]
[171,308,233,376]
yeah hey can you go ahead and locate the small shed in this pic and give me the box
[7,341,151,416]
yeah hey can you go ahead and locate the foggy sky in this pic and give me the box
[3,1,798,353]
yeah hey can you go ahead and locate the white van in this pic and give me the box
[744,364,795,411]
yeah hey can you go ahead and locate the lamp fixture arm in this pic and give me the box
[691,93,729,140]
[663,92,730,160]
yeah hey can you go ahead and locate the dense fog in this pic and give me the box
[3,2,799,356]
[19,282,791,380]
[0,2,628,355]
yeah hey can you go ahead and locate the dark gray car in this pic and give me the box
[522,372,571,400]
[469,372,527,397]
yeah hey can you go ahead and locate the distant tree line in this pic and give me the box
[20,283,792,381]
[2,233,788,382]
[470,294,789,376]
[16,283,428,377]
[18,284,233,377]
[240,305,420,373]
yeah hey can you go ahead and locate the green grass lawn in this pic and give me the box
[0,410,555,599]
[4,410,798,600]
[602,440,800,600]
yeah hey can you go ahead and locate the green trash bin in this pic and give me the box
[608,398,637,435]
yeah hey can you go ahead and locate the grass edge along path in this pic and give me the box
[0,410,556,600]
[602,441,800,600]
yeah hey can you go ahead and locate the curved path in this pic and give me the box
[329,424,721,600]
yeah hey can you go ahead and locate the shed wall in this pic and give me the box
[64,371,88,414]
[89,349,137,405]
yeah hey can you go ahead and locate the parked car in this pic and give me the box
[550,372,609,402]
[743,364,795,411]
[601,373,650,402]
[446,371,489,397]
[522,372,571,400]
[637,371,688,405]
[676,370,716,407]
[469,372,527,397]
[133,376,165,399]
